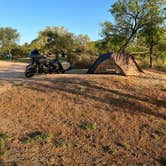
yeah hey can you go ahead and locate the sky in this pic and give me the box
[0,0,115,44]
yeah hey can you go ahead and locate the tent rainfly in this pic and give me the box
[87,52,143,75]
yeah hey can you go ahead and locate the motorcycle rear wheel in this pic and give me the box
[25,64,37,78]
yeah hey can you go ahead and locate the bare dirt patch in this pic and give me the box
[0,61,165,165]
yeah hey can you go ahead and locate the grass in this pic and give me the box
[15,57,30,63]
[35,98,45,102]
[0,60,165,165]
[0,138,5,155]
[80,122,97,130]
[54,138,67,148]
[116,142,131,151]
[18,118,22,124]
[155,65,166,72]
[122,143,131,150]
[150,126,166,137]
[0,134,9,140]
[137,56,166,72]
[0,160,5,166]
[0,133,14,156]
[102,145,117,154]
[13,82,24,87]
[141,124,166,137]
[20,131,53,144]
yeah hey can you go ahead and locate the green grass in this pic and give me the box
[122,143,131,150]
[0,138,5,155]
[0,159,5,166]
[137,56,166,71]
[0,134,9,140]
[54,138,67,148]
[80,122,97,130]
[155,65,166,72]
[13,82,24,87]
[36,98,45,102]
[20,131,53,144]
[116,142,131,151]
[0,133,14,156]
[18,118,22,124]
[15,57,30,63]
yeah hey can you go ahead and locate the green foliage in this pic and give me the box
[0,27,19,47]
[0,27,19,59]
[101,0,165,53]
[30,26,96,67]
[135,28,166,69]
[37,26,75,55]
[0,26,97,68]
[139,2,165,67]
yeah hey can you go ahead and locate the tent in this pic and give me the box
[87,52,143,75]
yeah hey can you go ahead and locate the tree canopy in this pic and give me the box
[100,0,165,67]
[0,27,19,56]
[101,0,165,51]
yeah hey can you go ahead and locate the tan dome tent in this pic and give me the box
[87,52,143,76]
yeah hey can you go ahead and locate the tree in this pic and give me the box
[74,34,90,53]
[139,1,165,67]
[155,29,166,64]
[0,27,19,58]
[141,26,162,67]
[35,26,95,65]
[37,26,75,56]
[101,0,165,53]
[100,21,126,52]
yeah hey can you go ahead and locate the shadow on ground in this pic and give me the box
[0,63,166,120]
[23,76,166,120]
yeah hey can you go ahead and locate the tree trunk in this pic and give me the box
[149,45,153,68]
[119,30,137,53]
[8,49,12,60]
[119,38,131,53]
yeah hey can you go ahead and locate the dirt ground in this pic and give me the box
[0,60,165,166]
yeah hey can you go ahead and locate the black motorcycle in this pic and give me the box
[25,55,71,78]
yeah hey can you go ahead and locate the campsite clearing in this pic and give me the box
[0,61,165,165]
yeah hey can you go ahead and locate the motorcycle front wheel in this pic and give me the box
[25,64,37,78]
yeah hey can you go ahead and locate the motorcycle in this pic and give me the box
[25,55,71,78]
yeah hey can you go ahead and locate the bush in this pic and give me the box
[136,54,166,71]
[72,54,97,68]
